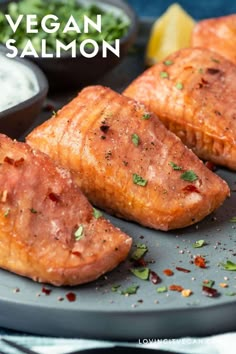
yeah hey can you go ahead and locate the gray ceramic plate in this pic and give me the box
[0,19,236,340]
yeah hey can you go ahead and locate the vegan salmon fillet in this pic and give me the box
[0,134,131,286]
[192,14,236,65]
[124,48,236,170]
[27,86,229,231]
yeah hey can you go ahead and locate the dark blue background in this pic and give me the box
[126,0,236,19]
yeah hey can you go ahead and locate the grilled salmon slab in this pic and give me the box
[192,14,236,65]
[27,86,229,231]
[0,134,131,286]
[124,48,236,170]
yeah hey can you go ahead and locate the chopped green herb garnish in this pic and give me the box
[142,113,151,120]
[202,280,215,288]
[30,208,37,214]
[164,60,173,66]
[225,292,236,296]
[192,240,205,248]
[169,161,182,170]
[4,208,10,217]
[0,0,130,53]
[93,208,103,219]
[157,286,168,293]
[229,216,236,223]
[131,133,140,147]
[160,71,169,79]
[74,225,84,241]
[111,284,121,292]
[175,82,183,90]
[130,267,150,280]
[133,174,147,187]
[121,285,139,295]
[131,243,148,261]
[211,57,220,63]
[220,260,236,271]
[181,170,198,182]
[198,68,204,74]
[52,110,57,117]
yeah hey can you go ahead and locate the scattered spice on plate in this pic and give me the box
[57,296,64,302]
[41,287,52,295]
[181,289,192,297]
[225,292,236,296]
[121,285,139,296]
[202,285,219,298]
[202,280,215,288]
[130,243,148,261]
[100,124,110,133]
[192,240,205,248]
[111,284,121,292]
[219,283,228,288]
[66,292,76,302]
[194,255,206,268]
[150,271,162,284]
[163,268,174,276]
[156,286,167,293]
[130,267,150,280]
[220,260,236,271]
[169,284,184,292]
[176,266,191,273]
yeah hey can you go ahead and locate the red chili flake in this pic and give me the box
[42,287,52,295]
[133,258,147,267]
[205,161,216,171]
[176,266,191,273]
[182,185,200,194]
[66,292,76,302]
[207,68,221,75]
[14,158,24,167]
[169,284,184,292]
[202,286,219,297]
[100,125,110,133]
[194,256,206,268]
[150,271,161,284]
[71,251,81,256]
[163,269,174,276]
[201,78,210,85]
[48,192,60,203]
[4,156,14,165]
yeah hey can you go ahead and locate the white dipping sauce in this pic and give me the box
[0,53,39,112]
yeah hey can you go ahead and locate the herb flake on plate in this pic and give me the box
[130,267,150,280]
[220,260,236,271]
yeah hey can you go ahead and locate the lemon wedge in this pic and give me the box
[145,3,195,66]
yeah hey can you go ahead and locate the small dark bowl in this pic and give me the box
[0,46,48,138]
[0,0,138,90]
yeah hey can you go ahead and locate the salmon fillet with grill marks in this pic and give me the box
[27,86,229,231]
[192,14,236,65]
[124,48,236,170]
[0,134,131,286]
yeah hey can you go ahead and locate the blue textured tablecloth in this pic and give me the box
[0,0,236,350]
